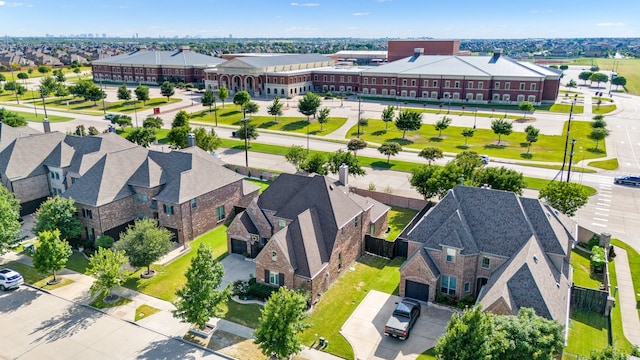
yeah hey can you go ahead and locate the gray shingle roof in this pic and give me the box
[0,123,40,152]
[0,131,66,180]
[92,49,225,67]
[218,54,331,70]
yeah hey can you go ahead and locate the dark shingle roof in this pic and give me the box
[0,132,66,180]
[0,123,40,152]
[92,49,225,67]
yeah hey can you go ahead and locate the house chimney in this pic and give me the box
[187,133,196,148]
[43,118,51,133]
[179,45,190,52]
[339,164,349,186]
[414,48,424,56]
[493,48,503,58]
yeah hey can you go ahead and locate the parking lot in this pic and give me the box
[341,290,454,360]
[0,286,226,360]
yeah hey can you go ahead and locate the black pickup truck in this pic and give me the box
[383,298,421,340]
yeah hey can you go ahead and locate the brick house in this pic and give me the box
[399,186,574,323]
[0,130,258,243]
[226,169,389,302]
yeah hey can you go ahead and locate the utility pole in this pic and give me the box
[566,139,577,182]
[357,94,362,138]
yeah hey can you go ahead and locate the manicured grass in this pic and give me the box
[570,248,602,289]
[589,158,619,170]
[564,308,609,358]
[517,162,597,174]
[550,103,585,114]
[412,107,521,120]
[612,239,640,322]
[0,91,44,102]
[135,304,160,321]
[2,261,49,284]
[33,276,74,290]
[593,105,617,114]
[300,255,404,360]
[65,251,90,274]
[190,106,347,136]
[117,127,170,144]
[244,178,271,194]
[417,348,438,360]
[90,293,132,309]
[349,120,606,163]
[1,108,73,123]
[568,58,640,95]
[43,96,181,115]
[122,225,228,302]
[386,206,419,241]
[221,299,262,329]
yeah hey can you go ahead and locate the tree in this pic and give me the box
[37,65,51,75]
[218,85,229,108]
[378,141,402,163]
[39,76,59,96]
[167,126,191,149]
[491,118,513,145]
[588,127,610,150]
[434,116,452,137]
[589,72,609,88]
[317,107,330,130]
[75,124,87,136]
[160,81,175,101]
[201,89,216,112]
[471,166,526,195]
[69,79,92,98]
[117,83,131,101]
[0,184,21,255]
[193,127,221,151]
[461,128,475,145]
[135,85,150,105]
[285,145,308,172]
[112,114,133,129]
[566,79,577,88]
[381,105,395,130]
[436,305,503,360]
[84,84,106,105]
[298,92,322,125]
[88,126,99,135]
[493,307,564,360]
[410,162,462,200]
[237,122,259,145]
[418,147,443,165]
[173,243,230,330]
[539,181,590,216]
[301,153,328,175]
[347,138,367,158]
[172,110,191,128]
[87,247,131,299]
[518,101,534,120]
[559,65,569,70]
[327,149,366,176]
[267,96,284,122]
[34,196,82,242]
[55,85,69,97]
[53,69,66,83]
[0,108,27,127]
[244,101,259,117]
[254,287,310,359]
[590,65,600,72]
[116,218,173,277]
[395,110,423,138]
[583,346,630,360]
[17,72,28,84]
[454,150,484,178]
[32,230,72,283]
[611,76,627,90]
[591,116,607,129]
[524,125,540,153]
[233,90,251,109]
[143,116,163,130]
[578,71,593,85]
[126,127,156,147]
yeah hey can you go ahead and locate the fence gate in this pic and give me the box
[365,235,396,259]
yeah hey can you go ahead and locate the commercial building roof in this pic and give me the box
[92,49,225,67]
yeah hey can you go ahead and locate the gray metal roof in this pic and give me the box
[92,49,225,67]
[218,54,332,70]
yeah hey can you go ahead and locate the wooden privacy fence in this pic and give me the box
[571,285,609,315]
[365,236,410,259]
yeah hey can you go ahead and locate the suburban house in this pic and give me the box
[398,186,574,324]
[227,169,390,302]
[0,128,259,243]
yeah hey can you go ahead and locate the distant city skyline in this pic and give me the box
[0,0,638,39]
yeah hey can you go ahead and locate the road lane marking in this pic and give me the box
[595,212,609,217]
[596,208,610,212]
[593,218,609,222]
[592,223,607,227]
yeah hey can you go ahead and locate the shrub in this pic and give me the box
[588,234,601,250]
[248,282,277,301]
[232,279,250,297]
[591,246,606,271]
[94,235,114,249]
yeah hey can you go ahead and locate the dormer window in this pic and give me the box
[278,219,286,230]
[446,248,456,263]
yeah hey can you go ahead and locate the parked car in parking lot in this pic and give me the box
[0,268,24,291]
[614,175,640,186]
[384,298,421,340]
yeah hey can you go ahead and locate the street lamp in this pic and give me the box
[40,90,48,119]
[242,107,249,174]
[357,93,362,138]
[560,94,578,181]
[473,108,477,129]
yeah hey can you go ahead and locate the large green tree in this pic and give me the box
[381,105,395,130]
[160,81,175,101]
[436,305,504,360]
[378,141,402,163]
[0,107,27,127]
[32,229,72,283]
[611,76,627,90]
[172,110,191,128]
[471,166,526,195]
[135,85,150,105]
[173,243,230,330]
[410,162,462,200]
[218,85,229,108]
[301,153,328,175]
[117,83,131,101]
[0,184,21,255]
[84,84,106,105]
[34,196,82,242]
[254,287,310,359]
[395,110,423,138]
[454,150,484,178]
[143,116,163,130]
[589,72,609,88]
[87,248,131,299]
[578,71,593,85]
[327,149,366,176]
[193,127,221,152]
[298,92,322,123]
[285,145,308,172]
[126,127,156,147]
[539,181,589,216]
[116,218,173,277]
[39,76,59,96]
[167,126,191,149]
[491,118,513,145]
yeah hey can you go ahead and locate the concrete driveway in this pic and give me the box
[341,290,454,360]
[220,254,255,289]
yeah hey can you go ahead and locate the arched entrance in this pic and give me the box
[245,76,255,96]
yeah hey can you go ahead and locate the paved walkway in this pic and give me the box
[613,248,640,346]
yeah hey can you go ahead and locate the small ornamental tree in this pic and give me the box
[160,81,175,101]
[201,89,216,112]
[87,248,131,300]
[491,118,513,145]
[34,196,82,243]
[233,90,251,109]
[317,107,330,131]
[461,128,475,145]
[518,101,534,120]
[32,230,72,284]
[117,83,131,101]
[116,218,173,277]
[143,116,163,130]
[434,116,452,137]
[589,72,609,88]
[591,246,606,271]
[135,85,150,105]
[611,76,627,90]
[298,92,322,122]
[285,145,308,172]
[173,243,230,330]
[327,149,366,176]
[579,71,593,85]
[254,287,310,360]
[378,141,402,163]
[395,110,423,138]
[194,127,221,152]
[589,127,610,150]
[347,138,367,158]
[418,147,443,165]
[381,105,395,130]
[218,85,229,108]
[171,110,191,128]
[524,125,540,153]
[301,153,328,175]
[267,96,284,122]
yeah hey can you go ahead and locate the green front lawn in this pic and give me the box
[190,106,347,136]
[1,108,73,123]
[135,304,160,321]
[65,251,90,274]
[221,299,263,329]
[350,120,606,163]
[588,158,619,170]
[593,105,617,114]
[244,178,272,194]
[564,308,609,358]
[386,206,419,241]
[612,239,640,321]
[570,248,602,288]
[301,255,404,359]
[2,261,49,283]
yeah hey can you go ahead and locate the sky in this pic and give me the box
[0,0,638,39]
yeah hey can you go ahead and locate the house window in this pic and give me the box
[271,251,277,261]
[391,78,396,85]
[464,282,471,293]
[446,248,456,262]
[402,79,407,86]
[354,216,359,228]
[383,78,388,85]
[323,75,327,81]
[517,95,525,102]
[432,80,438,87]
[330,75,334,82]
[86,227,95,241]
[278,219,286,230]
[216,205,225,221]
[363,78,368,85]
[530,83,536,91]
[71,177,78,184]
[503,94,510,101]
[468,81,473,89]
[504,82,510,90]
[340,76,344,83]
[441,275,457,295]
[190,198,197,209]
[478,82,483,89]
[445,80,450,88]
[494,82,500,89]
[411,79,416,87]
[482,256,490,269]
[371,78,376,85]
[528,95,536,102]
[314,75,318,81]
[163,204,173,215]
[348,76,352,82]
[269,271,280,285]
[338,253,342,269]
[520,83,525,90]
[454,81,460,88]
[135,194,147,203]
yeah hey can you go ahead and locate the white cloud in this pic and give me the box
[290,2,319,6]
[1,1,26,6]
[353,12,369,16]
[0,1,6,5]
[596,22,624,27]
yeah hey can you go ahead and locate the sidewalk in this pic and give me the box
[613,248,640,346]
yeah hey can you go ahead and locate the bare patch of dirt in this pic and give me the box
[207,330,268,360]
